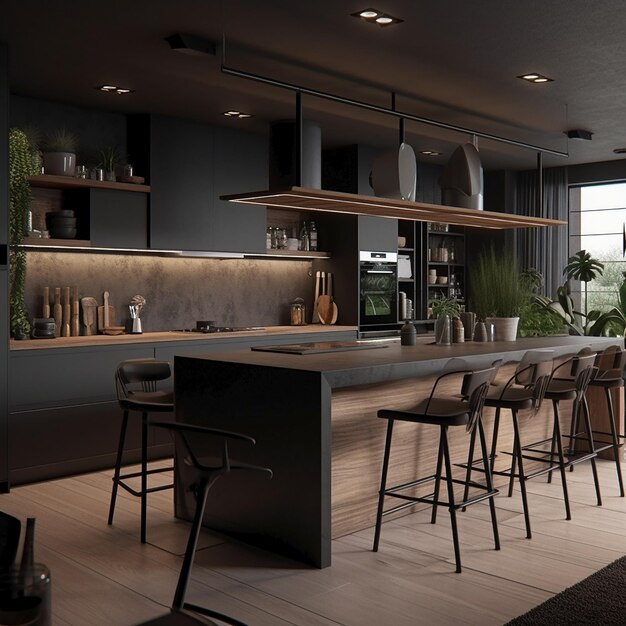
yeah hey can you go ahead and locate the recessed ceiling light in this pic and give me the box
[351,8,403,26]
[420,150,441,156]
[518,72,554,83]
[614,148,626,154]
[566,129,593,141]
[96,85,134,94]
[223,111,254,119]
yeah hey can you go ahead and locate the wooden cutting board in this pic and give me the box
[81,297,98,336]
[317,295,338,325]
[97,291,115,333]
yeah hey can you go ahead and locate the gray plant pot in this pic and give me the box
[43,151,76,176]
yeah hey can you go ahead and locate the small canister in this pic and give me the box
[290,297,307,325]
[400,320,417,346]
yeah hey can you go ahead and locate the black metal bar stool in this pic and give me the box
[525,349,600,517]
[372,365,499,573]
[132,420,272,626]
[108,358,175,543]
[576,345,626,497]
[465,351,553,539]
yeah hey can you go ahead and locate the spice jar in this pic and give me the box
[290,297,307,325]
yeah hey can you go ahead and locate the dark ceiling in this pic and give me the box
[3,0,626,172]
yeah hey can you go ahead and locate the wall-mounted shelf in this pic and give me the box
[28,174,150,193]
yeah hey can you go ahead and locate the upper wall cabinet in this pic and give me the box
[128,115,267,253]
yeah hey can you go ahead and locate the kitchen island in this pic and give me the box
[174,335,622,568]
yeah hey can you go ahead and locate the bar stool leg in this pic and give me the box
[605,387,625,497]
[141,411,148,544]
[547,403,557,484]
[581,397,602,506]
[431,432,444,523]
[108,410,129,526]
[507,443,517,497]
[373,419,394,552]
[477,418,500,551]
[511,410,531,539]
[489,407,501,473]
[441,425,462,573]
[461,425,477,513]
[552,402,572,520]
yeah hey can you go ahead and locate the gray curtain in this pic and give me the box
[515,166,568,297]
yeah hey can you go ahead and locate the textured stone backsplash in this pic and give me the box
[25,252,315,331]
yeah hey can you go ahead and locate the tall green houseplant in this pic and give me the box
[9,128,38,338]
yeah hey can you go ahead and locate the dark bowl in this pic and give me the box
[56,209,75,217]
[48,216,77,227]
[50,227,77,239]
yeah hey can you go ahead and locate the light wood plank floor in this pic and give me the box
[2,458,626,625]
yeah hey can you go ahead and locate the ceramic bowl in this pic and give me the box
[397,236,406,248]
[437,276,448,284]
[428,276,437,284]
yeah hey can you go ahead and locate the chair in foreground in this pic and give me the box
[134,421,272,626]
[108,359,175,544]
[373,365,499,573]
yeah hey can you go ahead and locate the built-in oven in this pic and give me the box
[359,251,398,331]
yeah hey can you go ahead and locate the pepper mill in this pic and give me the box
[453,318,465,343]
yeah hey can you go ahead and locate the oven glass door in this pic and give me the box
[360,262,398,325]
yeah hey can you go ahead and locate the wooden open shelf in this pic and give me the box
[21,237,91,247]
[28,174,150,193]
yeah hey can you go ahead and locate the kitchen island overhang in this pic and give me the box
[173,336,622,568]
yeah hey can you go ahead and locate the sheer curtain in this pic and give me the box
[515,167,568,297]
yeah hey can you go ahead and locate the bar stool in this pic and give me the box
[573,345,626,497]
[465,351,553,539]
[373,365,499,573]
[108,358,175,544]
[133,420,272,626]
[526,349,600,518]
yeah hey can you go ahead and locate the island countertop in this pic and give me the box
[173,334,621,569]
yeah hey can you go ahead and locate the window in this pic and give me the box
[569,182,626,313]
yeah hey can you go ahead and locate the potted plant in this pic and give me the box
[431,295,460,345]
[563,249,604,317]
[99,146,120,182]
[469,246,526,341]
[9,128,39,338]
[42,128,78,176]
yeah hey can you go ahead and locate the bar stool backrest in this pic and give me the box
[572,352,598,410]
[594,345,626,376]
[514,350,554,387]
[464,366,497,433]
[116,359,172,400]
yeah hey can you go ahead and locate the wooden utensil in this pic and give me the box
[81,297,97,336]
[327,273,338,324]
[311,270,321,323]
[317,295,334,324]
[53,287,62,337]
[71,285,80,336]
[97,290,115,333]
[102,325,125,336]
[62,286,71,337]
[42,286,50,319]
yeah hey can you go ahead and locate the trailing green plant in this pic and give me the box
[9,128,39,338]
[431,296,460,319]
[563,249,604,317]
[518,301,566,337]
[42,128,78,153]
[469,245,526,320]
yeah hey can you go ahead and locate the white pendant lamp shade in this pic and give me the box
[371,142,417,201]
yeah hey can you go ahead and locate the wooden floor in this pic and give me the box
[2,457,626,625]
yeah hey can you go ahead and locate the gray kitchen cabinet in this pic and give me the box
[358,215,398,253]
[89,188,148,248]
[129,115,266,253]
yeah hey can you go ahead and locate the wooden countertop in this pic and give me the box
[10,325,358,351]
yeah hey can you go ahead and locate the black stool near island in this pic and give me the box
[108,359,175,544]
[132,421,272,626]
[373,363,500,573]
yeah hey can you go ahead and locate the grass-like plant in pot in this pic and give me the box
[99,146,120,181]
[431,296,460,344]
[42,128,78,176]
[470,246,526,341]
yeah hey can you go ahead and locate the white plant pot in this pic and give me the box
[43,152,76,177]
[487,316,519,341]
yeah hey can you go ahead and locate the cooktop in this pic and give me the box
[251,341,389,355]
[172,326,265,334]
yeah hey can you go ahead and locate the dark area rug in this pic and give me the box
[506,556,626,625]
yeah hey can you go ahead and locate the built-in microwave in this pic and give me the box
[359,251,398,329]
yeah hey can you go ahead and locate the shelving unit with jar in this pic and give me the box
[425,223,466,320]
